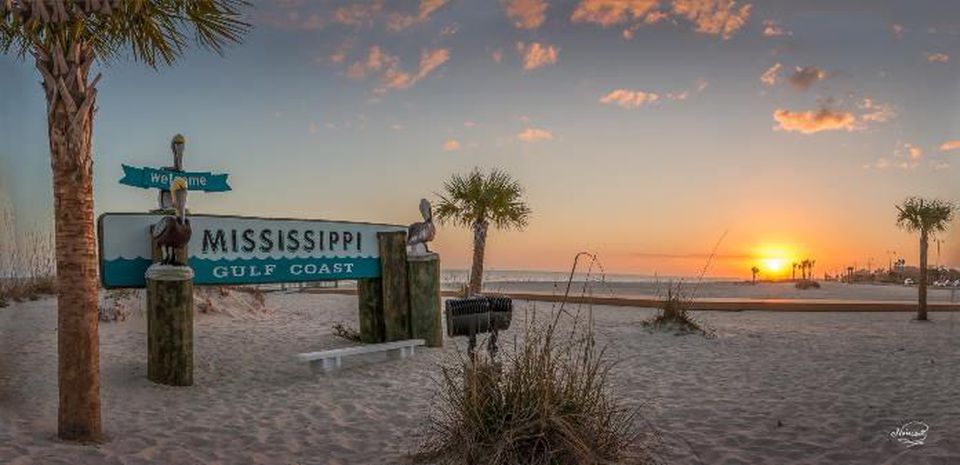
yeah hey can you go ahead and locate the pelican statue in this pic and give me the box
[407,198,436,256]
[153,177,192,266]
[158,134,186,210]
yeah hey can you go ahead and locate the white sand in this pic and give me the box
[2,294,959,464]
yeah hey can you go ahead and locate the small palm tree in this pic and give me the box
[2,1,249,441]
[791,262,798,280]
[435,168,532,295]
[896,197,955,321]
[750,265,760,285]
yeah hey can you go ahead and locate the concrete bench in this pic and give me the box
[294,339,426,373]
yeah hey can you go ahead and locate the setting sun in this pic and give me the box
[754,244,797,277]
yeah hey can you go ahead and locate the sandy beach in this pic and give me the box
[2,291,958,464]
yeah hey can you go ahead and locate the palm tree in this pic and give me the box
[791,262,798,280]
[750,265,760,284]
[435,168,532,295]
[896,197,955,321]
[1,1,249,442]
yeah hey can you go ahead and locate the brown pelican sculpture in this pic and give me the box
[407,198,436,256]
[153,177,192,266]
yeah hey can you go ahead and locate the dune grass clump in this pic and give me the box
[644,282,711,336]
[331,321,363,342]
[416,311,643,465]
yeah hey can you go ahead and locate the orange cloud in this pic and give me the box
[762,19,791,37]
[491,49,504,63]
[600,89,660,108]
[346,46,387,80]
[940,140,960,152]
[760,62,780,86]
[503,0,548,29]
[671,0,752,39]
[773,108,858,134]
[443,139,461,151]
[571,0,661,27]
[858,99,896,123]
[379,48,450,90]
[516,42,559,70]
[387,0,449,31]
[925,52,950,63]
[332,2,384,27]
[517,127,554,142]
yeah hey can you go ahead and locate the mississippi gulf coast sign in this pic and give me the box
[99,213,406,288]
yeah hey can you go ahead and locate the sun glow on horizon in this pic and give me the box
[754,244,798,276]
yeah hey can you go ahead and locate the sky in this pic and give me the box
[2,0,960,279]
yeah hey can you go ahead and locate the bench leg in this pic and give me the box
[322,358,336,372]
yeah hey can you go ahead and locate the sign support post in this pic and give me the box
[379,231,411,342]
[146,264,194,386]
[408,253,442,347]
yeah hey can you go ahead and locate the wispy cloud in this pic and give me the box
[503,0,548,29]
[858,98,896,123]
[787,66,827,90]
[762,19,791,37]
[760,62,781,86]
[570,0,661,27]
[517,127,554,142]
[516,41,559,70]
[940,140,960,151]
[600,89,660,109]
[671,0,752,39]
[773,107,858,134]
[346,46,450,92]
[925,52,950,63]
[570,0,751,39]
[386,0,449,31]
[332,2,384,27]
[891,23,905,38]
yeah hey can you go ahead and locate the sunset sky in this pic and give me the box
[2,0,960,278]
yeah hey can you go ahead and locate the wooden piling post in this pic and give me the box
[408,254,443,347]
[357,278,385,343]
[379,231,411,341]
[146,265,194,386]
[147,229,193,386]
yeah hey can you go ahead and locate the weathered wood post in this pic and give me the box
[357,278,385,343]
[379,231,411,341]
[147,227,194,386]
[408,254,443,347]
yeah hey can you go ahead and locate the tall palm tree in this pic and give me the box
[750,265,760,284]
[435,168,532,295]
[791,262,798,280]
[896,197,955,321]
[1,1,249,442]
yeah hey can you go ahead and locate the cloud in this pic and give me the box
[516,41,559,70]
[491,49,504,64]
[443,139,461,151]
[379,48,450,90]
[772,107,858,134]
[940,140,960,152]
[503,0,548,29]
[517,127,554,142]
[600,89,660,109]
[346,46,386,80]
[258,11,325,31]
[760,62,780,86]
[570,0,750,39]
[570,0,661,27]
[387,0,449,31]
[332,2,384,27]
[787,66,827,90]
[858,98,896,123]
[925,52,950,63]
[762,19,791,37]
[670,0,752,39]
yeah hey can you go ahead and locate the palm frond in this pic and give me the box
[434,167,532,231]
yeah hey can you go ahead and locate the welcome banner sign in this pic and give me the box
[99,213,406,288]
[119,164,232,192]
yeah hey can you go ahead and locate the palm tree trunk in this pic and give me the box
[467,221,489,296]
[918,231,929,321]
[36,43,103,441]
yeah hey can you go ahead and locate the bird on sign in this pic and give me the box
[153,177,192,266]
[407,198,436,256]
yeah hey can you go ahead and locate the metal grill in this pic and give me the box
[444,296,513,359]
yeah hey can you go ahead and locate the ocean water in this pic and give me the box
[440,269,732,285]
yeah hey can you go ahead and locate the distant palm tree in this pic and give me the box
[808,259,816,281]
[435,168,532,295]
[1,1,249,442]
[896,197,955,321]
[751,265,760,284]
[792,262,798,280]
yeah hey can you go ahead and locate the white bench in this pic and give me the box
[294,339,426,373]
